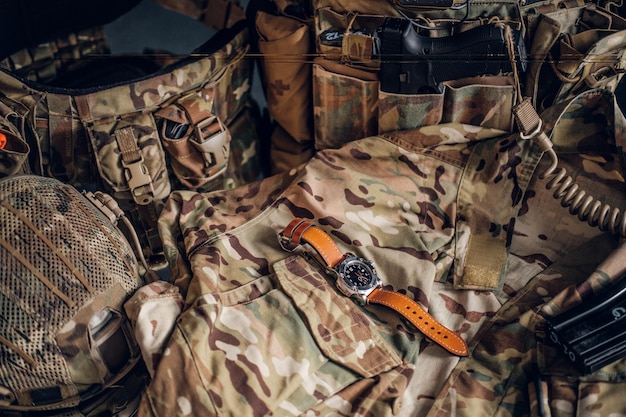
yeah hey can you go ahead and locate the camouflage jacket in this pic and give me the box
[131,88,626,417]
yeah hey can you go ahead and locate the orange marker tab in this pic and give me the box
[0,132,6,149]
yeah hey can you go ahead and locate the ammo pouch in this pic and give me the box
[254,0,528,161]
[254,0,626,171]
[0,13,262,268]
[315,1,528,150]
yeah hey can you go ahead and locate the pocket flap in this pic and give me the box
[274,255,402,378]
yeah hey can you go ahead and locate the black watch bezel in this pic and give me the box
[333,254,382,304]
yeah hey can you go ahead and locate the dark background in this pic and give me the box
[104,0,216,55]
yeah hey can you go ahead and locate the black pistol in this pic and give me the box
[378,18,526,94]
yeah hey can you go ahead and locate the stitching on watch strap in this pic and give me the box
[302,226,344,268]
[369,288,468,356]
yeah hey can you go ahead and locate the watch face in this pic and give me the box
[339,257,378,291]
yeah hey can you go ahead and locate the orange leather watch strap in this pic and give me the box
[368,288,469,356]
[282,218,344,268]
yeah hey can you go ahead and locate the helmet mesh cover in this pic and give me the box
[0,176,141,410]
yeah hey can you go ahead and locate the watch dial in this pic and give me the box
[342,259,377,290]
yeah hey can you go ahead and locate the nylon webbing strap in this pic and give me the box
[514,98,553,153]
[514,98,542,136]
[115,127,154,206]
[114,127,163,259]
[116,127,143,165]
[46,94,76,181]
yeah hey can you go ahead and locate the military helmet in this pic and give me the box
[0,175,146,416]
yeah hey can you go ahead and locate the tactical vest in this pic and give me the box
[0,0,263,270]
[251,0,626,172]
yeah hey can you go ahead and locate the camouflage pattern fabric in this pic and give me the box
[0,19,263,265]
[257,0,626,167]
[1,1,624,416]
[131,87,626,416]
[0,26,110,85]
[251,0,530,171]
[427,235,624,417]
[524,5,626,111]
[124,280,183,378]
[310,0,525,151]
[255,9,316,174]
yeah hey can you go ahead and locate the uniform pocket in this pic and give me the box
[378,90,444,133]
[313,59,378,150]
[178,255,401,416]
[442,77,517,132]
[275,255,402,378]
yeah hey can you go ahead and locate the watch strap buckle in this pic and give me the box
[278,231,300,252]
[278,218,314,251]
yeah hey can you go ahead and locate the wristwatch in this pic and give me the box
[278,218,469,357]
